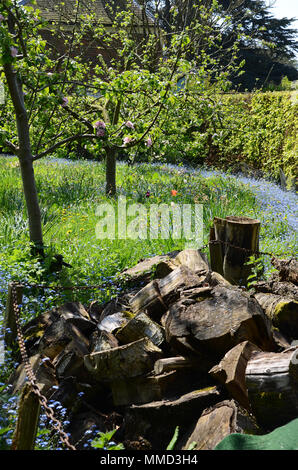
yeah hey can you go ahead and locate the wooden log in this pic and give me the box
[120,251,180,285]
[209,341,261,409]
[11,384,40,450]
[90,330,119,353]
[254,292,298,339]
[209,225,224,276]
[164,284,275,362]
[180,400,259,450]
[9,353,58,396]
[3,283,23,349]
[271,256,298,285]
[129,266,204,319]
[111,371,177,406]
[245,347,298,429]
[98,311,130,333]
[210,216,260,285]
[123,386,223,449]
[116,312,165,347]
[84,337,163,382]
[154,356,201,375]
[254,279,298,301]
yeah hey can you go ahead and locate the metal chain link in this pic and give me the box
[11,282,76,451]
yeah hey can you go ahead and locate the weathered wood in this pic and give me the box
[246,347,298,429]
[180,400,259,450]
[11,384,40,450]
[209,225,224,276]
[123,386,223,449]
[211,216,260,285]
[271,256,298,285]
[254,279,298,301]
[164,284,275,362]
[154,356,201,375]
[129,266,204,319]
[90,330,119,353]
[209,341,261,409]
[111,371,177,406]
[98,311,130,333]
[38,313,91,360]
[116,312,165,347]
[120,251,180,285]
[4,283,23,349]
[84,337,162,382]
[9,353,58,396]
[254,292,298,339]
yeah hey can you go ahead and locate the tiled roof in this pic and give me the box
[23,0,152,26]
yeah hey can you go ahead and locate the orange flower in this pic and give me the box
[171,189,178,196]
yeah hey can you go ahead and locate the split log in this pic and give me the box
[111,371,177,406]
[123,386,223,449]
[271,257,298,285]
[38,313,91,360]
[98,311,130,334]
[129,266,204,319]
[245,347,298,429]
[52,330,90,381]
[254,279,298,301]
[120,251,180,285]
[254,292,298,339]
[154,356,201,375]
[163,284,275,362]
[89,330,119,353]
[84,337,162,382]
[180,400,259,450]
[209,341,261,409]
[9,353,58,396]
[116,312,165,347]
[11,384,40,450]
[209,216,260,285]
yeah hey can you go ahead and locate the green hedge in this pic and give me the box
[213,91,298,185]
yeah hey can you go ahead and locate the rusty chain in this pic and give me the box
[11,282,76,451]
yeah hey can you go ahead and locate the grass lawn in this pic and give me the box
[0,155,295,326]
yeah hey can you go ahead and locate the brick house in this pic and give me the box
[21,0,156,67]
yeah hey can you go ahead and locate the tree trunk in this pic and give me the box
[105,147,116,196]
[209,216,260,285]
[3,62,43,250]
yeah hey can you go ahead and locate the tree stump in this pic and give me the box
[209,216,260,285]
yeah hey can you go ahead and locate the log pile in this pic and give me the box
[8,249,298,450]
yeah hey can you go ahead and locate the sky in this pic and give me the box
[269,0,298,31]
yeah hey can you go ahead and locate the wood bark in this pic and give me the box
[210,216,260,285]
[180,400,259,450]
[111,371,177,406]
[123,386,223,449]
[84,337,162,382]
[245,347,298,429]
[164,284,275,362]
[105,147,117,196]
[3,61,43,249]
[116,312,165,347]
[209,341,261,410]
[271,257,298,285]
[129,265,204,318]
[11,384,40,450]
[254,292,298,339]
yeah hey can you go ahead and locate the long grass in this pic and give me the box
[0,155,295,322]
